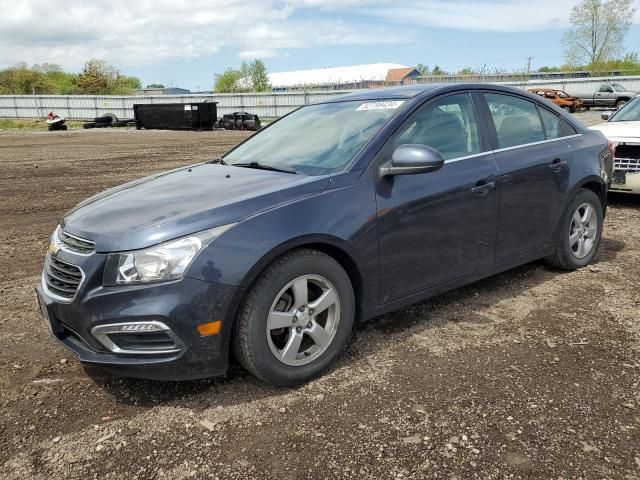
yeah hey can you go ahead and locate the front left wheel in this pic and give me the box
[233,249,355,386]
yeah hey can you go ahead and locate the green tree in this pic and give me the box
[431,65,447,76]
[213,59,270,92]
[249,59,270,92]
[562,0,636,70]
[416,64,429,75]
[146,83,165,88]
[457,67,477,75]
[213,67,243,93]
[76,58,141,94]
[537,66,562,72]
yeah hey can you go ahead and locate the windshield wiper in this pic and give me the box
[231,162,297,174]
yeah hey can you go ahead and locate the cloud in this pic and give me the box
[0,0,410,69]
[1,0,639,70]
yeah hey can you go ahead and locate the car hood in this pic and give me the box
[590,121,640,142]
[62,163,330,252]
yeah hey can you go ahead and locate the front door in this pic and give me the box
[375,92,499,304]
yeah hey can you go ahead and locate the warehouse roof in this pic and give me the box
[385,67,419,82]
[268,63,410,88]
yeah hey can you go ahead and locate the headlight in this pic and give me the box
[103,224,235,286]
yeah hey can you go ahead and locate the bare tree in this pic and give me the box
[562,0,636,69]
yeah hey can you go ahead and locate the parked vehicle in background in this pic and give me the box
[36,84,612,386]
[574,83,636,110]
[528,88,584,112]
[590,96,640,194]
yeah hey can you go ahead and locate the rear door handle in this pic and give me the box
[549,158,567,172]
[471,181,496,195]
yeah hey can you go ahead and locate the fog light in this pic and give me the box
[197,321,222,336]
[119,323,165,332]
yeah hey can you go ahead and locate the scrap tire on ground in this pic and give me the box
[94,115,113,125]
[545,188,603,271]
[233,249,355,387]
[83,122,96,129]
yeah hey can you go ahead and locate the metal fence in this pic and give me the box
[0,91,346,121]
[1,75,639,121]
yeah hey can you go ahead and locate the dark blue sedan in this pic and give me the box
[36,84,613,386]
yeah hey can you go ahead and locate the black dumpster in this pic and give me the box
[133,102,218,131]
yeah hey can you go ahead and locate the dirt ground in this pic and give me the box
[1,118,639,479]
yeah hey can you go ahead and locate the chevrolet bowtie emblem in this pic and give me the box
[48,241,59,255]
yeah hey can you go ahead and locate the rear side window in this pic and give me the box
[560,120,578,136]
[485,93,545,148]
[538,107,561,139]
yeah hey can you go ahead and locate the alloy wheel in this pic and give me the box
[569,202,598,259]
[266,274,341,366]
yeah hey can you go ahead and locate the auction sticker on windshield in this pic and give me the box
[356,101,405,111]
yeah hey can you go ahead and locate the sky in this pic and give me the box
[1,0,640,91]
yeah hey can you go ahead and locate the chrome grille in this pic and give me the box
[60,230,95,254]
[614,145,640,173]
[44,255,83,300]
[614,157,640,173]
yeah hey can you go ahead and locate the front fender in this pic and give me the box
[184,177,379,314]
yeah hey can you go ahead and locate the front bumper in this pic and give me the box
[36,269,243,381]
[609,171,640,194]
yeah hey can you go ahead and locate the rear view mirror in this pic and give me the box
[380,144,445,177]
[601,112,613,121]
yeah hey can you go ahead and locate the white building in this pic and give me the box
[266,63,420,91]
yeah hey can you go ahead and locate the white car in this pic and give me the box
[590,96,640,194]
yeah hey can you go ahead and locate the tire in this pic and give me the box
[545,189,603,270]
[59,125,67,130]
[94,115,112,125]
[616,99,628,110]
[82,122,95,129]
[233,249,355,386]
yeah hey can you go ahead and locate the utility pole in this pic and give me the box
[526,57,533,74]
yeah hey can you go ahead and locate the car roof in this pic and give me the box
[316,83,541,103]
[318,84,446,103]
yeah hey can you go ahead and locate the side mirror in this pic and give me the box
[601,112,613,121]
[379,144,445,177]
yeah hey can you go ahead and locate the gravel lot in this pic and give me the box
[1,118,639,479]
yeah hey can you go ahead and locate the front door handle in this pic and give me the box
[549,158,567,172]
[471,181,496,195]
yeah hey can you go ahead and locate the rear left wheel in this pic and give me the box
[233,249,355,386]
[546,189,603,270]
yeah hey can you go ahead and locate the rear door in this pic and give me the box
[479,92,573,263]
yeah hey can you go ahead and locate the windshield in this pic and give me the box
[224,100,405,175]
[611,96,640,122]
[612,83,629,91]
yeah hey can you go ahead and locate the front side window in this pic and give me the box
[391,93,481,160]
[224,100,404,175]
[599,85,613,93]
[485,93,545,148]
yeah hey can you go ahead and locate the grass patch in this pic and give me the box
[0,118,85,131]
